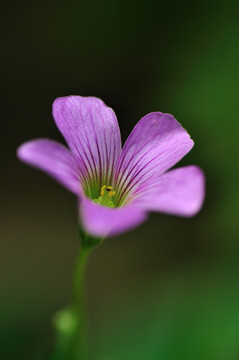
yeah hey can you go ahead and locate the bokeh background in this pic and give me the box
[1,1,239,359]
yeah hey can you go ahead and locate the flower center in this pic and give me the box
[93,185,116,208]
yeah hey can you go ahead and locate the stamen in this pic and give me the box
[100,185,106,197]
[94,185,116,207]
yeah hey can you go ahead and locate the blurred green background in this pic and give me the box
[1,0,239,359]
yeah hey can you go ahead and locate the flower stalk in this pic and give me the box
[71,244,91,360]
[50,231,102,360]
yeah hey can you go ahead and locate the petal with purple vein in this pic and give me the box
[17,139,82,195]
[53,96,122,198]
[130,166,205,216]
[114,112,194,206]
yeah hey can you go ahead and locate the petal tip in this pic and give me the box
[177,165,206,217]
[16,141,31,162]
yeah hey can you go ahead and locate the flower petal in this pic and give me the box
[80,197,147,237]
[17,139,82,195]
[114,112,194,206]
[53,96,122,198]
[130,166,205,216]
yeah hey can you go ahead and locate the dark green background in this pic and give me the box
[1,1,239,359]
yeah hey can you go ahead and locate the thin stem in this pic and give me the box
[50,247,91,360]
[74,247,90,315]
[50,231,102,360]
[72,246,91,360]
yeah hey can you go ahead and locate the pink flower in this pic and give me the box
[18,96,205,237]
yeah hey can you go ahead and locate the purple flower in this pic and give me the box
[17,96,205,237]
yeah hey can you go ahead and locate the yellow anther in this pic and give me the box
[100,185,116,198]
[108,190,116,197]
[100,185,106,196]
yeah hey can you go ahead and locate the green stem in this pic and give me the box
[50,247,91,360]
[50,231,102,360]
[71,230,103,359]
[72,246,91,360]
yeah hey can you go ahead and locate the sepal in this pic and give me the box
[78,227,103,249]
